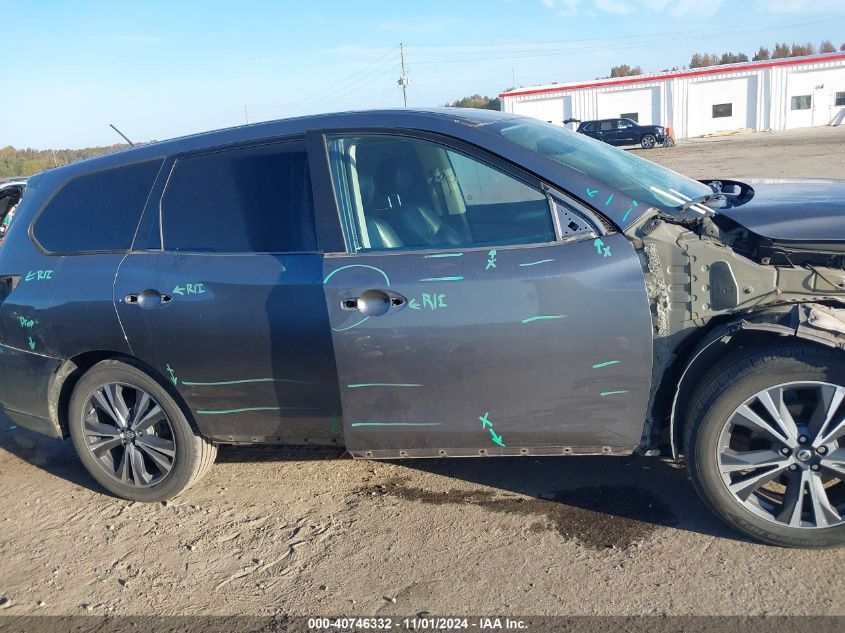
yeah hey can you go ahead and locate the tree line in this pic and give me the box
[608,40,844,77]
[0,145,130,179]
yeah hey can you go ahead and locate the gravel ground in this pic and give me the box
[1,126,845,619]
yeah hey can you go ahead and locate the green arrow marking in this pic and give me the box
[172,285,185,296]
[27,336,35,350]
[409,298,420,310]
[25,271,36,282]
[489,428,505,447]
[593,238,604,255]
[586,188,598,197]
[166,363,178,385]
[479,412,493,429]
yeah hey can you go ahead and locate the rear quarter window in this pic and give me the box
[33,159,163,253]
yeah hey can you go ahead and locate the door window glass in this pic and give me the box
[616,119,634,128]
[712,103,733,118]
[161,141,317,253]
[791,95,812,110]
[327,135,553,252]
[33,160,162,253]
[599,121,613,131]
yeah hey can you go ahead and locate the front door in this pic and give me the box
[320,132,653,457]
[114,139,341,444]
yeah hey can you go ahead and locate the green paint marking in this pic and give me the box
[196,406,320,415]
[521,315,567,324]
[488,428,505,447]
[350,422,442,428]
[419,276,464,282]
[18,316,36,329]
[519,259,555,267]
[25,270,53,282]
[408,298,421,310]
[323,264,390,287]
[347,383,423,388]
[622,200,639,222]
[486,249,497,270]
[182,377,317,386]
[421,292,447,310]
[605,193,614,205]
[424,253,463,258]
[172,285,185,296]
[592,360,620,369]
[479,412,493,429]
[600,390,629,397]
[27,336,35,351]
[329,412,341,437]
[332,316,370,332]
[166,364,178,386]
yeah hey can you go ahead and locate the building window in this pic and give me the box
[791,95,812,110]
[620,112,639,122]
[712,103,733,118]
[836,92,845,106]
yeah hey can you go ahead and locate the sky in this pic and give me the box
[3,0,845,149]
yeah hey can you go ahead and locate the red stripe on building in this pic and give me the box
[499,53,845,99]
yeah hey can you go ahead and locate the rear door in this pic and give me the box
[319,131,653,457]
[114,139,341,444]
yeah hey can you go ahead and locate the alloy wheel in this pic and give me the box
[81,382,176,487]
[641,134,656,149]
[717,381,845,529]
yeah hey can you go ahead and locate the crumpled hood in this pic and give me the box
[717,179,845,243]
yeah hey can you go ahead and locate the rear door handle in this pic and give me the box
[341,289,405,316]
[124,289,172,310]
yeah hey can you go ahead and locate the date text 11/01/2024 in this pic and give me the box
[306,617,528,629]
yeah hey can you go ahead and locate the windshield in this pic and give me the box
[487,118,711,213]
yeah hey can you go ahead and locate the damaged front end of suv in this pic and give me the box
[628,178,845,459]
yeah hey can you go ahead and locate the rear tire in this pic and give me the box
[685,343,845,548]
[68,359,216,501]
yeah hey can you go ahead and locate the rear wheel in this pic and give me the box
[640,134,657,149]
[68,359,216,501]
[685,343,845,548]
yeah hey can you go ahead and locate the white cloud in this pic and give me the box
[541,0,581,16]
[594,0,631,14]
[760,0,845,11]
[540,0,725,16]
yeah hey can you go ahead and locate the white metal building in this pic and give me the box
[499,52,845,139]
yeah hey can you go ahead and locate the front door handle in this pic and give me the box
[124,289,172,310]
[342,289,405,316]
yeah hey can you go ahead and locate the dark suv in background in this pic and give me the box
[577,118,667,148]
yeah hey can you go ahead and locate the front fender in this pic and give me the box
[669,303,845,459]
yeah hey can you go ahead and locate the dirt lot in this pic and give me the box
[2,126,845,619]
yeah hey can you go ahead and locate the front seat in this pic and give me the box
[371,161,464,248]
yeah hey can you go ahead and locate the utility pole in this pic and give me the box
[398,42,409,107]
[244,106,249,124]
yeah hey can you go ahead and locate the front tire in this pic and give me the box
[685,343,845,548]
[640,134,656,149]
[68,359,216,502]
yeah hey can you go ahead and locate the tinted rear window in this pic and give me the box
[161,141,317,253]
[33,160,162,253]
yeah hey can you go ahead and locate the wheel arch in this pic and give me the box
[668,302,845,459]
[49,351,202,439]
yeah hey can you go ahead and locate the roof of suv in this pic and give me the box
[40,108,520,180]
